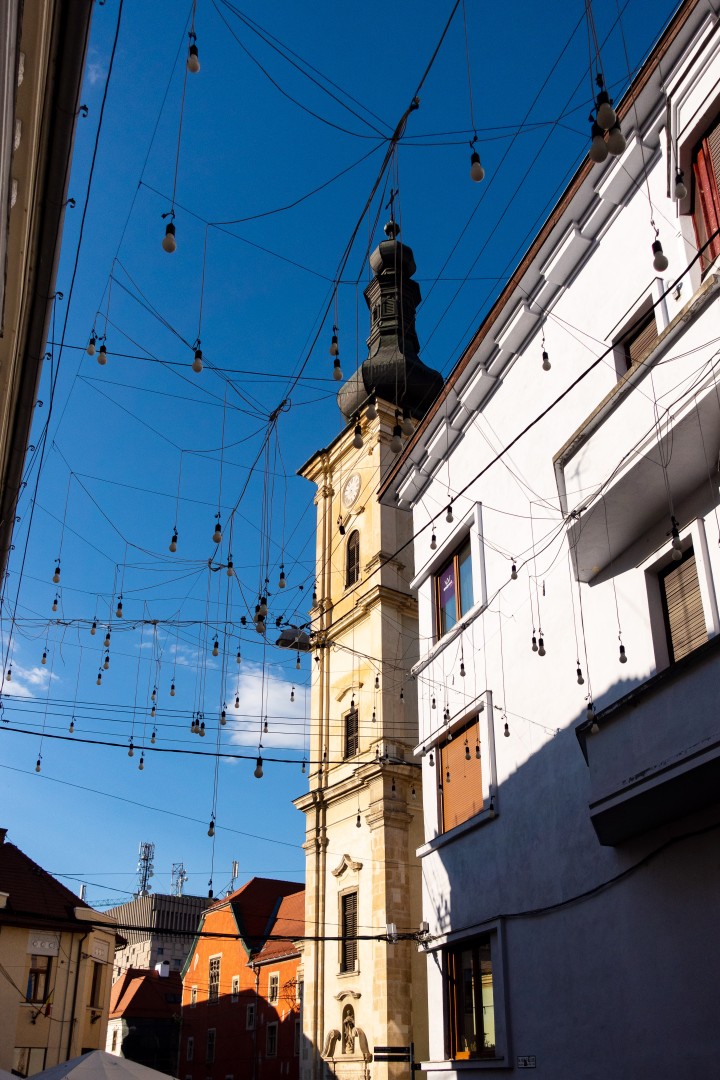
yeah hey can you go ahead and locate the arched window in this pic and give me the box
[346,531,360,587]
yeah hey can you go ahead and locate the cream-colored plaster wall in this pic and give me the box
[297,402,427,1080]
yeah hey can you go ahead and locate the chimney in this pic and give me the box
[0,828,7,844]
[155,960,170,978]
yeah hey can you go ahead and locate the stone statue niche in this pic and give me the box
[342,1004,356,1054]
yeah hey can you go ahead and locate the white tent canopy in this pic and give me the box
[35,1053,178,1080]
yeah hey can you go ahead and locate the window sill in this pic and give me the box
[411,599,487,679]
[337,968,359,978]
[421,1057,508,1072]
[417,805,496,858]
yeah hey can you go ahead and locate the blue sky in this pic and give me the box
[0,0,679,910]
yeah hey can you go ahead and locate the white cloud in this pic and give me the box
[3,662,57,699]
[223,662,308,752]
[86,62,105,87]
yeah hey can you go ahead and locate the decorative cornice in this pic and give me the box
[331,854,363,877]
[334,990,361,1001]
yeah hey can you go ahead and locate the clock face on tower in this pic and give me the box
[342,473,361,509]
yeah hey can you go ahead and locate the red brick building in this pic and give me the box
[180,878,304,1080]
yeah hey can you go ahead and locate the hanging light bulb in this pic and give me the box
[86,335,96,356]
[587,703,599,734]
[208,818,215,838]
[52,564,61,584]
[263,718,269,734]
[538,635,546,657]
[475,739,481,760]
[652,239,669,272]
[400,688,405,704]
[162,221,177,253]
[170,681,176,697]
[220,707,227,725]
[338,516,346,536]
[96,670,102,686]
[41,650,47,665]
[169,532,178,552]
[35,757,41,773]
[366,393,378,421]
[595,88,616,131]
[391,777,396,794]
[445,767,451,784]
[151,686,157,703]
[531,635,538,652]
[390,412,403,454]
[401,407,414,437]
[226,557,234,577]
[542,349,551,372]
[589,120,609,164]
[235,694,240,708]
[150,704,156,719]
[52,596,58,612]
[138,754,145,771]
[212,638,219,657]
[671,518,683,560]
[301,759,306,774]
[465,740,471,762]
[187,37,200,73]
[431,696,436,710]
[199,721,206,737]
[329,330,339,356]
[5,667,11,682]
[372,708,376,722]
[411,784,417,798]
[510,563,518,581]
[470,149,485,182]
[504,721,510,738]
[104,631,111,648]
[428,750,435,767]
[446,504,454,523]
[69,718,75,733]
[98,343,108,366]
[674,170,687,201]
[333,357,343,381]
[90,620,97,635]
[103,653,110,670]
[356,812,361,828]
[607,123,626,157]
[259,596,268,617]
[576,665,585,685]
[151,729,156,744]
[212,519,222,543]
[256,617,266,635]
[295,652,301,670]
[444,706,450,722]
[254,756,263,778]
[279,567,286,588]
[192,348,203,373]
[290,686,295,703]
[116,598,123,618]
[353,421,363,449]
[312,584,318,604]
[460,661,466,677]
[430,531,437,551]
[128,741,134,757]
[374,673,380,691]
[619,643,627,664]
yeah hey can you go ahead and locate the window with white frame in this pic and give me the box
[231,975,240,1002]
[645,522,716,670]
[246,1003,255,1030]
[268,972,280,1004]
[208,956,220,1002]
[444,928,507,1062]
[435,539,474,638]
[190,985,197,1007]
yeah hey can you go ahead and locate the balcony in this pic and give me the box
[576,634,720,845]
[554,273,720,583]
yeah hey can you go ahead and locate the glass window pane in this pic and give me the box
[458,545,474,616]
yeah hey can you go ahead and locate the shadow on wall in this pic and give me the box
[426,671,720,1076]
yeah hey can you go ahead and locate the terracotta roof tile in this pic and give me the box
[109,969,183,1019]
[0,835,94,927]
[252,890,305,962]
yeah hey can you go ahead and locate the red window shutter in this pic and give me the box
[692,119,720,271]
[440,719,483,832]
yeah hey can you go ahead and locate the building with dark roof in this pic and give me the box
[105,967,183,1076]
[106,895,212,981]
[0,827,120,1076]
[179,878,304,1080]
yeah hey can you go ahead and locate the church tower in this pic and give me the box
[295,221,442,1080]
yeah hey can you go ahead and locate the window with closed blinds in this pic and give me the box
[659,548,707,662]
[346,531,360,587]
[623,310,658,370]
[340,891,357,972]
[344,709,358,758]
[440,718,483,833]
[692,116,720,273]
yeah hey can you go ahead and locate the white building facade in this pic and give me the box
[382,0,720,1075]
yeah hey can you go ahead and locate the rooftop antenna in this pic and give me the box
[135,841,155,897]
[171,861,189,897]
[227,860,239,896]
